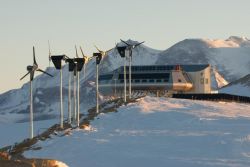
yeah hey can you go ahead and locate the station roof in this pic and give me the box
[115,64,210,73]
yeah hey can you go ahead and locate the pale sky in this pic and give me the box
[0,0,250,94]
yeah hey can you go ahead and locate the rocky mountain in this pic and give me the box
[0,37,249,123]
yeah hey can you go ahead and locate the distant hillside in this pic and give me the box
[220,74,250,97]
[0,37,249,123]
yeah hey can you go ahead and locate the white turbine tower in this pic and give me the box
[51,54,66,129]
[64,58,76,124]
[74,46,85,127]
[20,46,53,139]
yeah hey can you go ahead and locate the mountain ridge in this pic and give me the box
[0,36,249,123]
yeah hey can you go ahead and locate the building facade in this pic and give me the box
[98,64,211,95]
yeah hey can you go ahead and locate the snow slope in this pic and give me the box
[24,97,250,167]
[0,119,57,148]
[220,74,250,97]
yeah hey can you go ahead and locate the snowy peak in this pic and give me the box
[203,38,240,48]
[202,36,250,48]
[227,36,250,44]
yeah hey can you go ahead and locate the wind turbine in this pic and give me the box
[120,40,144,99]
[74,46,85,127]
[20,46,53,139]
[93,45,112,113]
[51,54,66,129]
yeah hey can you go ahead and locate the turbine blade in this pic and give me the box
[120,39,130,46]
[103,48,113,55]
[20,72,30,80]
[134,41,145,47]
[33,46,37,65]
[37,69,53,77]
[75,45,79,58]
[80,46,86,57]
[106,48,113,53]
[48,41,51,59]
[48,41,51,67]
[94,45,102,53]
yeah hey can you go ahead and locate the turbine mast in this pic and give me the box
[30,80,33,139]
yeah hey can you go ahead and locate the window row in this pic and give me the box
[130,66,175,71]
[118,73,170,80]
[119,79,169,83]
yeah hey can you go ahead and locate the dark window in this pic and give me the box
[200,78,204,84]
[99,74,113,81]
[135,80,140,83]
[205,78,209,84]
[120,80,124,83]
[142,80,147,83]
[119,73,170,80]
[178,79,182,82]
[163,79,169,82]
[149,79,154,83]
[156,79,162,82]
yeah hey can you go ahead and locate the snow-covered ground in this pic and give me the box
[24,97,250,167]
[0,119,57,148]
